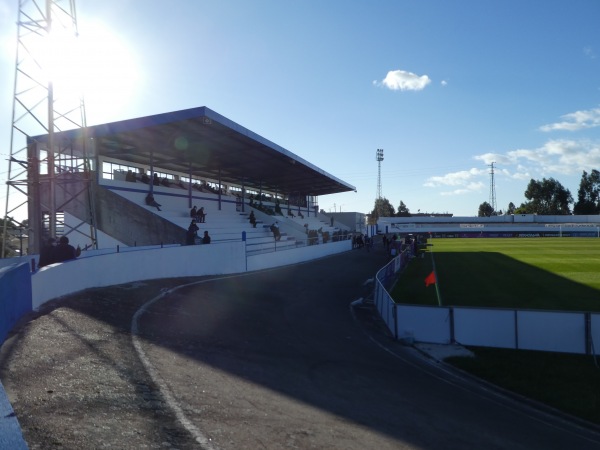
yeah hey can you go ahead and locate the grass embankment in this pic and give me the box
[391,238,600,424]
[446,347,600,424]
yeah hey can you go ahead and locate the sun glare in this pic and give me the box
[41,20,141,123]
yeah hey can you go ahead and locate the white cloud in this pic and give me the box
[539,107,600,132]
[427,138,600,203]
[441,80,448,86]
[375,69,431,91]
[501,167,531,180]
[474,152,512,165]
[474,139,600,176]
[438,182,485,196]
[584,46,597,60]
[424,168,486,189]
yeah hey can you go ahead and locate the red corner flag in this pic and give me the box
[425,271,436,287]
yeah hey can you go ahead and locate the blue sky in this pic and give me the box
[1,0,599,218]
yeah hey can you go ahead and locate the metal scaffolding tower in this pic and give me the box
[2,0,97,257]
[489,161,497,214]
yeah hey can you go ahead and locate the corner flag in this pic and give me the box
[425,271,436,287]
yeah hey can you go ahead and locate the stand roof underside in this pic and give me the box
[31,106,356,197]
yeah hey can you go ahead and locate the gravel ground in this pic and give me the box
[0,279,203,449]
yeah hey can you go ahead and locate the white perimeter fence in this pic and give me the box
[374,252,600,355]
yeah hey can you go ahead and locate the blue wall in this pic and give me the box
[0,263,32,343]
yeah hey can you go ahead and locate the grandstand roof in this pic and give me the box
[31,106,355,197]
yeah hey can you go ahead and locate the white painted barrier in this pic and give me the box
[454,308,516,349]
[32,242,245,309]
[517,310,586,354]
[374,260,600,356]
[397,305,451,344]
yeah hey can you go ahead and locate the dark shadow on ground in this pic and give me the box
[433,251,600,311]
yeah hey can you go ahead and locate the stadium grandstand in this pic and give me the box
[21,106,357,256]
[377,214,600,238]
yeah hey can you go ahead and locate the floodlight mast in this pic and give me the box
[489,162,497,214]
[374,148,384,220]
[376,149,384,200]
[1,0,98,258]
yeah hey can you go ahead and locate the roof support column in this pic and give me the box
[188,162,193,208]
[218,169,222,211]
[149,150,154,196]
[241,179,246,213]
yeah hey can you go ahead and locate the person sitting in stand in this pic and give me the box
[153,173,160,186]
[287,208,295,218]
[186,220,199,245]
[54,236,77,262]
[270,221,281,241]
[202,230,211,244]
[145,192,161,211]
[139,169,150,184]
[248,210,257,228]
[125,170,136,182]
[190,206,198,221]
[160,176,171,187]
[197,206,206,223]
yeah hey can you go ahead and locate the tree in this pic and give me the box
[370,197,395,222]
[506,202,516,215]
[478,201,494,217]
[521,178,572,215]
[573,170,600,215]
[514,203,534,214]
[0,217,21,258]
[396,200,411,217]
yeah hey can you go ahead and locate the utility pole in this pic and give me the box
[2,0,97,257]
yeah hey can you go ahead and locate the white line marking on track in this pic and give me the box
[131,283,218,449]
[130,272,263,450]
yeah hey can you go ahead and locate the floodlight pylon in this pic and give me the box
[376,148,384,200]
[489,162,497,214]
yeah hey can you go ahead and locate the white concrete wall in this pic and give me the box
[247,240,351,272]
[30,239,352,309]
[32,242,245,309]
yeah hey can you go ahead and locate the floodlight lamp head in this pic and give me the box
[376,148,384,161]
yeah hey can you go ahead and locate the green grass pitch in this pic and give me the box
[391,238,600,312]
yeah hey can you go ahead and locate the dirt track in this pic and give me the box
[0,279,199,449]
